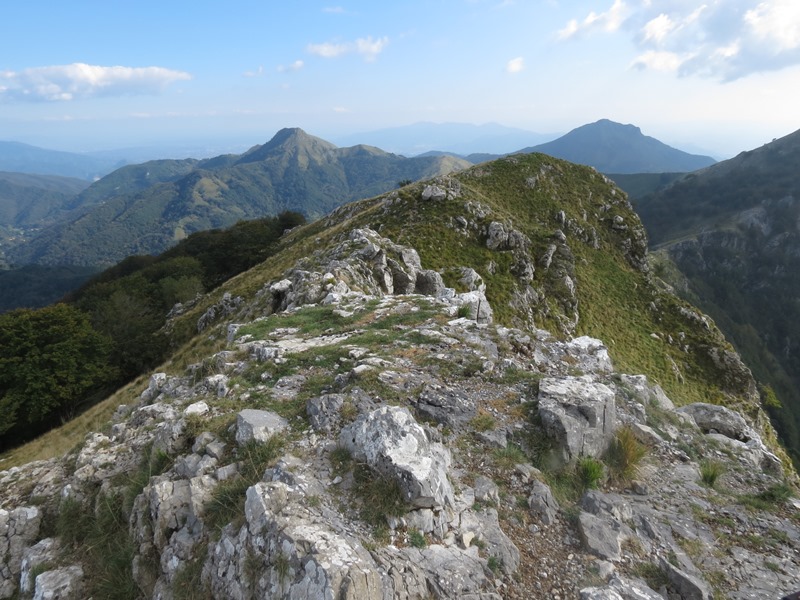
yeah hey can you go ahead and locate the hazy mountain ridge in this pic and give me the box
[7,129,471,267]
[0,141,121,180]
[521,119,716,174]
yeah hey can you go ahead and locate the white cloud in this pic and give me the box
[243,65,264,77]
[631,49,684,71]
[307,36,389,61]
[506,56,525,73]
[355,36,389,61]
[745,0,800,51]
[642,13,674,44]
[307,41,350,58]
[323,6,345,13]
[560,0,800,80]
[557,0,627,40]
[0,63,191,102]
[333,106,350,113]
[277,60,305,73]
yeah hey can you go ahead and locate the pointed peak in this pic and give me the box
[236,128,337,165]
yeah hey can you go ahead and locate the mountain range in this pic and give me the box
[5,129,470,267]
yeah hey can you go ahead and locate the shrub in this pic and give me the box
[605,426,646,482]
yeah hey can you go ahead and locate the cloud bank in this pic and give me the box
[0,63,191,102]
[307,36,389,61]
[559,0,800,81]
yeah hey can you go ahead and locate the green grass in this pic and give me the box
[352,464,409,528]
[605,426,647,482]
[205,436,285,532]
[700,459,726,488]
[577,457,605,490]
[492,444,528,471]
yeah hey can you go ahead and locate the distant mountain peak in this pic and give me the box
[236,128,338,165]
[521,119,715,174]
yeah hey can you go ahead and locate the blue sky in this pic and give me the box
[2,0,799,157]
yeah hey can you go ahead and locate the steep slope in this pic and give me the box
[0,141,118,180]
[8,129,471,267]
[520,119,716,174]
[0,154,796,600]
[637,127,800,462]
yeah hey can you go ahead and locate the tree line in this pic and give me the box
[0,212,304,451]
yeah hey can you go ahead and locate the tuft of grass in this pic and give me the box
[739,482,794,511]
[408,529,427,548]
[173,543,212,600]
[470,410,497,432]
[487,555,503,574]
[205,436,285,532]
[492,444,528,471]
[605,426,647,482]
[329,444,353,475]
[352,464,409,527]
[699,459,726,488]
[632,562,669,589]
[56,491,140,599]
[577,457,605,490]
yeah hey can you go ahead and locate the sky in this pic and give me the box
[1,0,799,158]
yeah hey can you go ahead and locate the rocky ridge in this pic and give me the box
[1,225,798,599]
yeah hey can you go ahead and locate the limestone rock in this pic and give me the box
[20,538,59,596]
[578,511,621,561]
[32,565,84,600]
[235,409,289,446]
[528,480,559,525]
[306,393,345,432]
[0,506,41,598]
[414,383,477,429]
[340,406,455,509]
[677,403,750,441]
[659,556,712,600]
[538,376,617,464]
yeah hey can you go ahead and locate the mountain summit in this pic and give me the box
[521,119,716,174]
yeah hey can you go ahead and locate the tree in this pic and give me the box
[0,304,114,442]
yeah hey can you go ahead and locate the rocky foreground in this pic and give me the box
[1,227,799,599]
